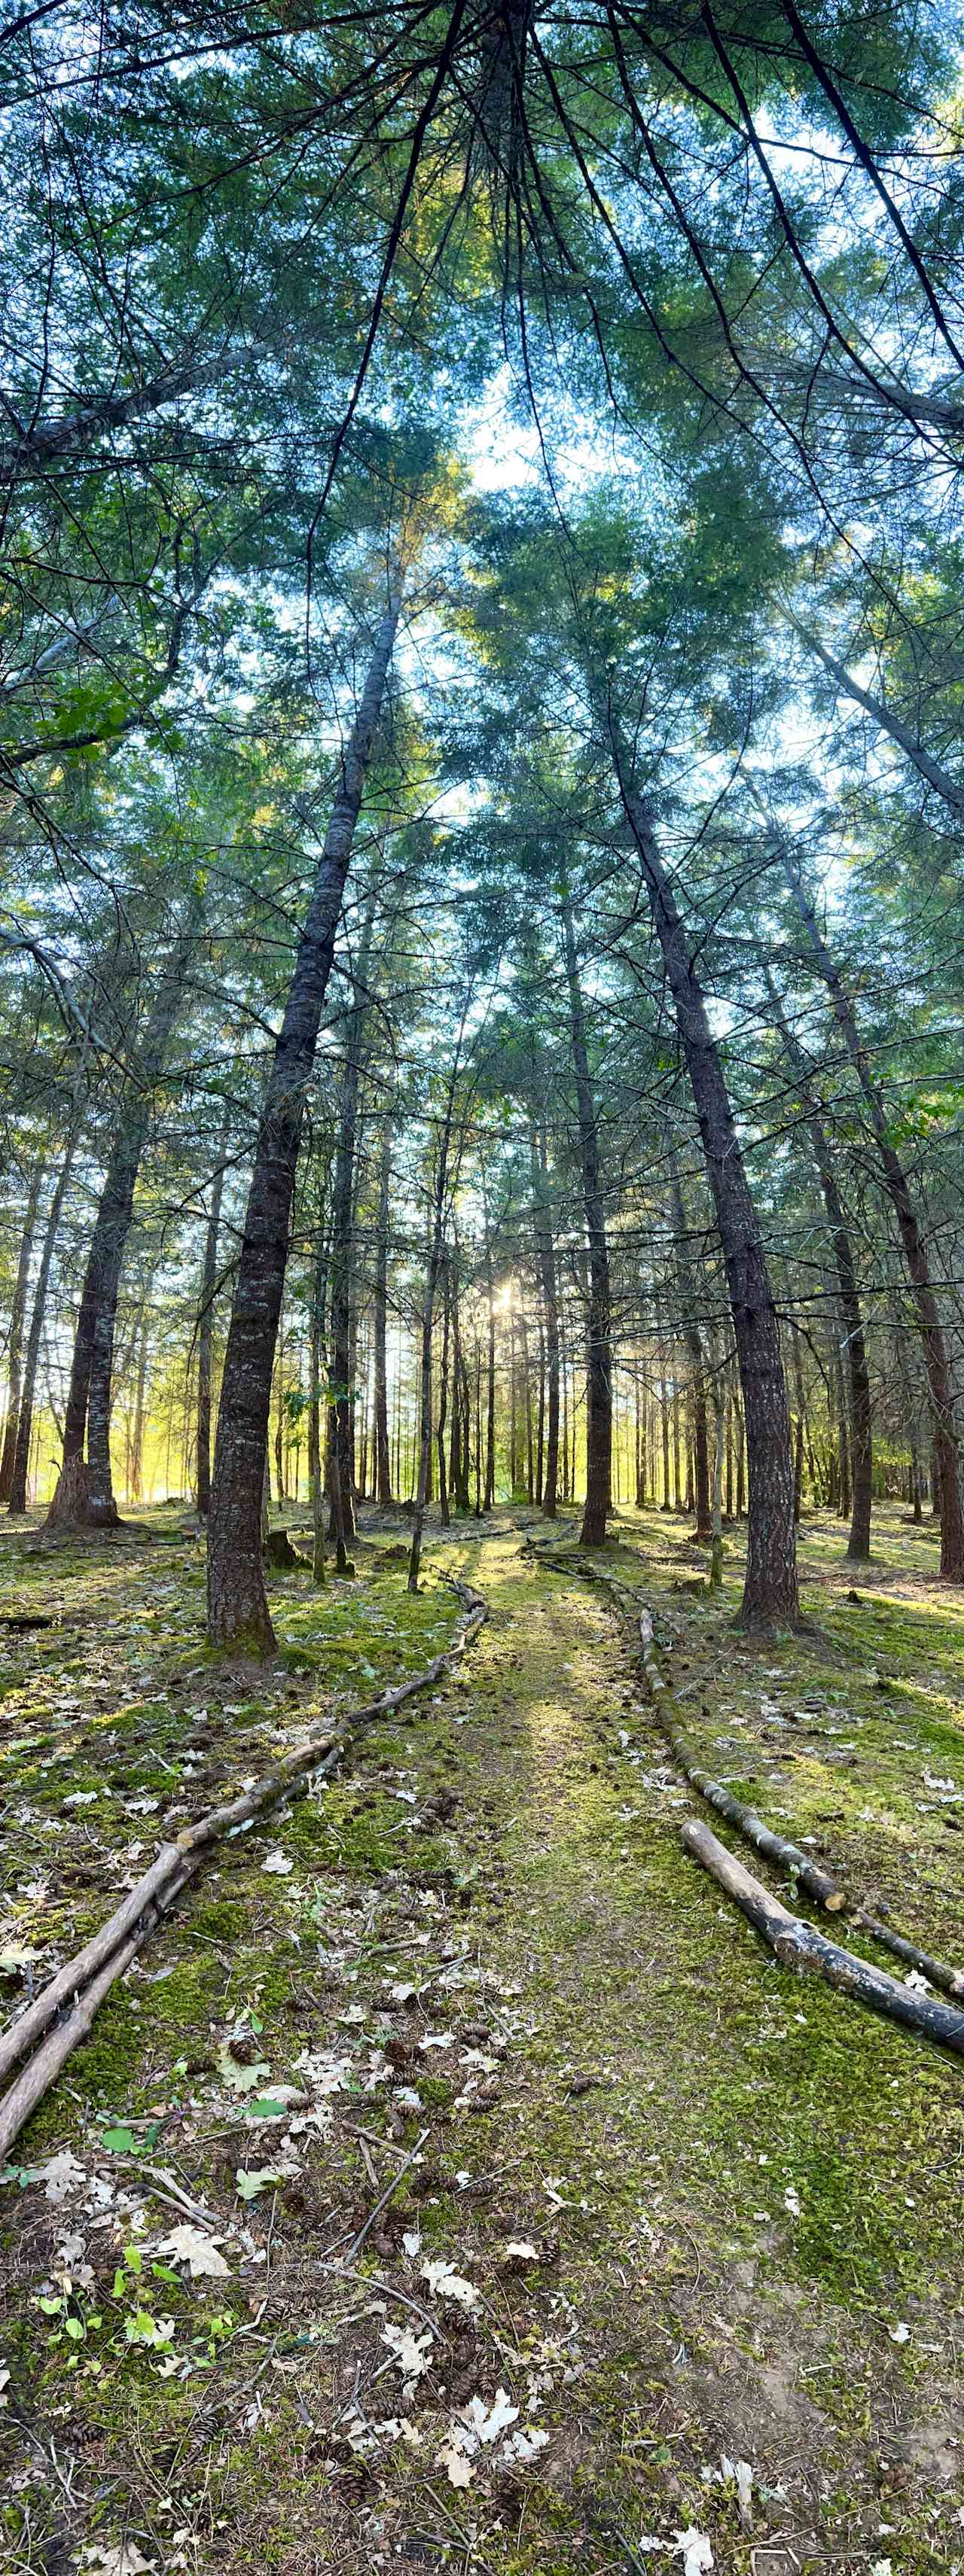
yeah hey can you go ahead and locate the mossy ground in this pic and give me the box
[1,1498,962,2574]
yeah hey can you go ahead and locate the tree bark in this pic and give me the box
[785,857,964,1579]
[408,1025,467,1591]
[562,893,612,1547]
[207,596,398,1649]
[8,1140,77,1514]
[328,892,377,1541]
[615,766,798,1627]
[436,1262,451,1527]
[0,1159,43,1503]
[484,1235,496,1512]
[529,1117,560,1518]
[127,1276,155,1506]
[767,968,873,1559]
[46,910,198,1531]
[670,1166,712,1540]
[373,1117,392,1504]
[196,1133,228,1518]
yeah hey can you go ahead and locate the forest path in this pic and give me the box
[413,1523,964,2571]
[2,1507,963,2574]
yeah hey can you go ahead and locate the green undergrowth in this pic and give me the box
[1,1503,962,2574]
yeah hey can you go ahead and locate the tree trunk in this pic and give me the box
[616,770,798,1628]
[484,1254,496,1511]
[792,1324,806,1522]
[8,1140,77,1514]
[530,1119,560,1518]
[436,1261,451,1527]
[562,894,612,1547]
[448,1261,471,1512]
[328,890,377,1542]
[408,1028,467,1590]
[519,1305,534,1502]
[309,1192,331,1582]
[0,1161,43,1503]
[766,967,873,1560]
[273,1306,286,1506]
[709,1347,727,1587]
[373,1118,392,1505]
[785,857,964,1579]
[46,909,198,1532]
[670,1169,712,1541]
[206,597,398,1649]
[127,1280,154,1506]
[196,1137,227,1518]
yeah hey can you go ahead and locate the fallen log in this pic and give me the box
[0,1858,202,2163]
[523,1542,964,2002]
[636,1606,964,2001]
[681,1817,964,2057]
[0,1578,488,2160]
[636,1606,844,1914]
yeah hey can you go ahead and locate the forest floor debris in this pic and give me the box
[1,1500,962,2572]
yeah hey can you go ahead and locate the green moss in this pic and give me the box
[2,1506,962,2576]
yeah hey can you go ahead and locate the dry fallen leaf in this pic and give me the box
[381,2322,434,2377]
[156,2224,231,2279]
[421,2255,478,2309]
[438,2441,474,2488]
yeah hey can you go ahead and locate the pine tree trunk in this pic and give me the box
[309,1192,331,1580]
[207,598,398,1649]
[792,1324,806,1522]
[273,1307,286,1506]
[484,1257,496,1511]
[670,1170,712,1540]
[616,775,798,1627]
[373,1119,392,1504]
[8,1141,76,1514]
[0,1161,43,1503]
[327,891,377,1542]
[47,911,197,1532]
[529,1119,560,1517]
[128,1281,154,1506]
[562,895,612,1547]
[196,1138,227,1518]
[408,1027,466,1590]
[767,968,873,1559]
[436,1262,451,1527]
[786,859,963,1579]
[659,1329,672,1509]
[519,1305,534,1502]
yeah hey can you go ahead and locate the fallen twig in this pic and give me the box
[0,1579,488,2161]
[331,2124,430,2267]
